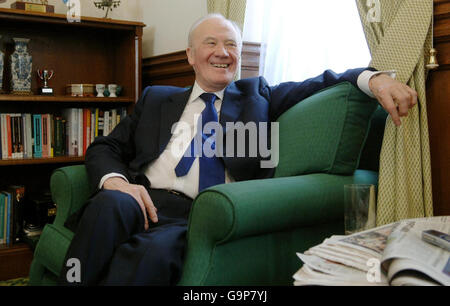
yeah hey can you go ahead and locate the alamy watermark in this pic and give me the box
[66,257,81,283]
[63,0,81,23]
[60,1,379,24]
[366,258,382,283]
[171,115,279,169]
[366,0,381,23]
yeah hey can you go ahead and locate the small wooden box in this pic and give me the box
[66,84,95,97]
[11,1,55,13]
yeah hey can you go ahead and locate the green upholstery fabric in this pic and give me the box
[274,82,378,177]
[50,165,93,228]
[358,106,388,172]
[28,83,386,286]
[183,224,343,285]
[31,224,73,276]
[179,173,373,285]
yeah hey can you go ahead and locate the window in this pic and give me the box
[243,0,371,85]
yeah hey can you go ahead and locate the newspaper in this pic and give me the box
[293,216,450,286]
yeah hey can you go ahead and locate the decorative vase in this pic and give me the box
[116,85,122,96]
[108,84,117,97]
[96,84,105,97]
[11,38,32,95]
[0,35,4,93]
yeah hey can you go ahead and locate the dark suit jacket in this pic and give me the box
[85,68,372,192]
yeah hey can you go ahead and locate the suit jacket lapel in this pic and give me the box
[159,87,193,153]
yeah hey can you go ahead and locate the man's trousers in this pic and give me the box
[59,188,193,285]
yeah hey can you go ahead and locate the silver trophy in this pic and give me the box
[37,69,54,95]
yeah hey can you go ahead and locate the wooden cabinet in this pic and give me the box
[0,8,144,280]
[142,42,262,87]
[427,0,450,216]
[0,243,33,281]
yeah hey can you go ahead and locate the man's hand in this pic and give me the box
[103,177,158,230]
[369,74,418,126]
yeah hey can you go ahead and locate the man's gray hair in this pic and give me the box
[188,13,243,49]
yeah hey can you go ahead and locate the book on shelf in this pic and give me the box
[77,108,83,157]
[41,114,48,158]
[97,109,104,137]
[293,216,450,286]
[83,109,90,156]
[62,108,77,156]
[0,107,127,161]
[0,186,60,247]
[33,114,42,158]
[13,114,24,159]
[53,116,63,156]
[0,185,26,246]
[10,114,16,158]
[22,113,32,158]
[0,192,5,245]
[0,191,11,245]
[7,185,25,244]
[0,115,2,160]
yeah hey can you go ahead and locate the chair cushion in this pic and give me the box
[274,82,378,178]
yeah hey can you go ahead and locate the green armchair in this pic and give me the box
[28,82,386,285]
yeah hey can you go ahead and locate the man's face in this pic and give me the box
[186,17,241,92]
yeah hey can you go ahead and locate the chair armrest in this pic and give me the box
[181,172,377,285]
[50,165,92,228]
[188,172,376,245]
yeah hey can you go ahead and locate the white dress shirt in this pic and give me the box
[99,70,395,198]
[100,82,235,199]
[142,82,235,199]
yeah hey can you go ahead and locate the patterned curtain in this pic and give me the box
[207,0,247,79]
[207,0,247,30]
[356,0,434,225]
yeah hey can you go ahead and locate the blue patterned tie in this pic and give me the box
[175,93,225,191]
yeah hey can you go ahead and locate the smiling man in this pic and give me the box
[186,16,241,92]
[60,14,416,286]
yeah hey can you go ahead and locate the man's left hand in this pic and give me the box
[369,74,417,126]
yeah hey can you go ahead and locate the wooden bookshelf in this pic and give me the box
[0,95,135,103]
[0,242,33,281]
[0,7,144,29]
[427,0,450,216]
[0,7,144,179]
[0,156,84,166]
[0,8,145,280]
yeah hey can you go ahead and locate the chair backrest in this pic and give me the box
[273,82,380,178]
[357,106,388,172]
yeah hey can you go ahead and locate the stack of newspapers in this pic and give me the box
[293,216,450,286]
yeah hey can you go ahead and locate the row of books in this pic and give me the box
[0,185,25,245]
[0,107,128,160]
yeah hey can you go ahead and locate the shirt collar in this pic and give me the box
[190,81,225,103]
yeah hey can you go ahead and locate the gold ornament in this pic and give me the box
[426,48,439,70]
